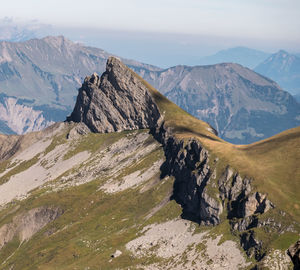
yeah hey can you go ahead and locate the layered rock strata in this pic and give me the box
[67,57,161,133]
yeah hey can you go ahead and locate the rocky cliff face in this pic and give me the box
[151,121,276,261]
[67,57,161,133]
[0,95,54,134]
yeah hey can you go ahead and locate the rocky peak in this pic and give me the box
[67,57,161,133]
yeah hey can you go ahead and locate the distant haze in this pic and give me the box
[0,0,299,67]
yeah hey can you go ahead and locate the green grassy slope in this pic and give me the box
[0,130,183,269]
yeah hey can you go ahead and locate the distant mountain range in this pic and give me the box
[136,63,300,144]
[0,36,299,144]
[254,50,300,96]
[197,48,300,99]
[0,36,160,134]
[198,46,270,69]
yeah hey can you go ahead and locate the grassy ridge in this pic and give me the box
[132,66,300,224]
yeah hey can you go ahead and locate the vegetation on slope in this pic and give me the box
[135,70,300,224]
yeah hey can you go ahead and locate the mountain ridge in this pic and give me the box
[1,36,299,145]
[0,36,162,135]
[0,57,299,268]
[254,50,300,96]
[136,62,300,144]
[198,46,270,69]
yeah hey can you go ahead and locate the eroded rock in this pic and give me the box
[0,206,63,249]
[67,57,161,133]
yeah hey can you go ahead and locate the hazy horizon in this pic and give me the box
[0,0,299,67]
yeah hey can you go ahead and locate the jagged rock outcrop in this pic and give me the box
[157,131,222,225]
[151,120,274,228]
[67,57,161,133]
[151,121,275,261]
[218,168,274,218]
[288,240,300,269]
[0,206,63,249]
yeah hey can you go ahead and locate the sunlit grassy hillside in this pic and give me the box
[135,69,300,224]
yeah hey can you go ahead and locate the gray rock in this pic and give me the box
[66,122,91,140]
[111,250,122,258]
[240,192,274,218]
[67,57,161,133]
[152,124,222,225]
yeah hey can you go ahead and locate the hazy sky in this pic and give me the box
[1,0,299,66]
[1,0,299,40]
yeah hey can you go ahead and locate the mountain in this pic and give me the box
[198,47,270,69]
[294,94,300,103]
[254,50,300,96]
[0,36,161,134]
[1,37,299,144]
[0,57,299,269]
[136,63,300,144]
[0,18,51,42]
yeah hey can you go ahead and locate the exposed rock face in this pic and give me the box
[288,240,300,269]
[218,169,274,219]
[0,96,54,134]
[67,57,161,133]
[151,121,274,260]
[158,132,222,225]
[152,121,274,226]
[0,206,63,249]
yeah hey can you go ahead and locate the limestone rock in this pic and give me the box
[240,192,274,218]
[66,122,91,140]
[0,207,63,250]
[111,249,122,258]
[154,125,223,225]
[67,57,161,133]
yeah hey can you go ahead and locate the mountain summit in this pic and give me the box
[67,57,161,133]
[255,50,300,96]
